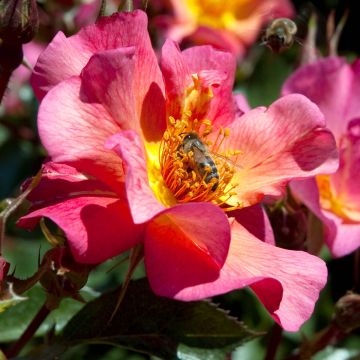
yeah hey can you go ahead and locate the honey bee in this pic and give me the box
[262,18,298,53]
[179,132,219,190]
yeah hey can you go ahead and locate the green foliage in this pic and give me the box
[36,278,258,359]
[0,286,88,342]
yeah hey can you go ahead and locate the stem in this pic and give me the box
[97,0,106,20]
[5,302,51,358]
[108,244,144,323]
[286,323,344,360]
[264,323,283,360]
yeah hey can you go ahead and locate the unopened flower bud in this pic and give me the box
[334,292,360,333]
[40,248,92,301]
[268,206,308,250]
[0,0,39,44]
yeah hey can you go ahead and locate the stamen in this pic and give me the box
[159,117,244,211]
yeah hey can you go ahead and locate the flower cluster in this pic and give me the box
[17,10,340,332]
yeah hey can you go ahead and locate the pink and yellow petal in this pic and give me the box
[160,41,236,126]
[331,119,360,211]
[144,202,231,298]
[106,130,172,224]
[291,179,360,257]
[182,45,237,127]
[222,94,338,206]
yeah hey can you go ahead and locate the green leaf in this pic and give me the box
[242,51,294,108]
[0,286,91,342]
[46,278,258,359]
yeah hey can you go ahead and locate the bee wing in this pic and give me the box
[211,152,244,171]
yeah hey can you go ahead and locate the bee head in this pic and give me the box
[182,132,199,141]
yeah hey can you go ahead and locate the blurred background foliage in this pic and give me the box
[1,0,359,359]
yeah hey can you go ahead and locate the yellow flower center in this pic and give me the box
[184,0,255,29]
[316,175,360,223]
[159,114,242,210]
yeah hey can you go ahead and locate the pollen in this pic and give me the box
[159,116,243,210]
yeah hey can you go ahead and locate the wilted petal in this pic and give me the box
[145,202,231,298]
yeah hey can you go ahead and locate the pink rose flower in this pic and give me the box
[283,56,360,257]
[157,0,294,57]
[19,11,338,331]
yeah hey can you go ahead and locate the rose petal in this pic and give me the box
[31,10,163,105]
[282,57,360,140]
[290,179,360,257]
[231,204,275,245]
[182,45,237,128]
[332,119,360,207]
[105,130,166,224]
[80,47,138,131]
[160,40,237,127]
[225,94,338,206]
[169,219,327,332]
[18,196,142,264]
[38,77,123,192]
[23,162,116,206]
[145,202,231,297]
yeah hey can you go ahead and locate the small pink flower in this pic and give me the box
[20,11,338,331]
[283,56,360,257]
[157,0,294,56]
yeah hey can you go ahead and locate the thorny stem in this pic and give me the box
[97,0,106,20]
[286,323,344,360]
[108,244,144,324]
[5,302,53,358]
[264,323,283,360]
